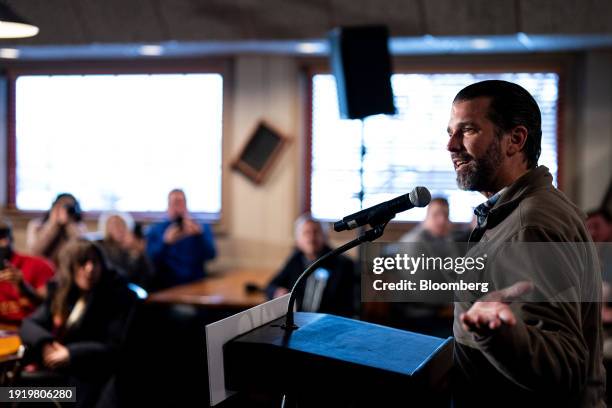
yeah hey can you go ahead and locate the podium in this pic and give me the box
[223,312,453,406]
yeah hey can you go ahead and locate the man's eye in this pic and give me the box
[463,127,476,134]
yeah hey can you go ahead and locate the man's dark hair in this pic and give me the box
[430,197,449,207]
[168,188,185,198]
[454,80,542,169]
[587,207,612,224]
[427,197,449,217]
[0,219,13,241]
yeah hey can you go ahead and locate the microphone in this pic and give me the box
[283,189,431,331]
[333,187,431,232]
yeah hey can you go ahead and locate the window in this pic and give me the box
[12,72,223,216]
[310,72,559,223]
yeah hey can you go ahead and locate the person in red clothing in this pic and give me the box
[0,219,54,323]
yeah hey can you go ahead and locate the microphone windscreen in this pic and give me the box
[409,186,431,207]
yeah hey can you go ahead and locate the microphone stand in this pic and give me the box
[278,220,389,408]
[281,220,390,331]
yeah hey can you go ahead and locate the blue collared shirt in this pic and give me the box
[473,187,508,229]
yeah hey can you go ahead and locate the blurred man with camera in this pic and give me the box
[146,189,216,290]
[26,193,88,266]
[0,219,54,323]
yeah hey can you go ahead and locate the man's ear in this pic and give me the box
[506,125,528,157]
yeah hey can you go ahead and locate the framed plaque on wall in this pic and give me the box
[231,121,288,184]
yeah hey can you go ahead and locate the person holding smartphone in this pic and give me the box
[0,219,54,324]
[146,189,216,290]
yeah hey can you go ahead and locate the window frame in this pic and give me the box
[302,54,568,231]
[4,58,232,227]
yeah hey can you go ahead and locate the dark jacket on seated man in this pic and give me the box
[19,240,137,408]
[266,245,356,317]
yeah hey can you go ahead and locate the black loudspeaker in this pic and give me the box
[329,25,396,120]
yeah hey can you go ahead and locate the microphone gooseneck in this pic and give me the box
[282,186,432,332]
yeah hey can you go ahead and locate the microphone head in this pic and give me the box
[409,186,431,207]
[333,220,348,232]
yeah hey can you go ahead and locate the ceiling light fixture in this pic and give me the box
[470,38,492,50]
[139,44,164,56]
[516,32,533,50]
[0,3,39,38]
[0,47,19,58]
[296,42,326,54]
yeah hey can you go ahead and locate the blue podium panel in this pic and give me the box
[224,312,453,406]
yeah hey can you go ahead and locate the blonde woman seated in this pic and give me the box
[97,212,153,290]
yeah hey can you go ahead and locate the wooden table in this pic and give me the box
[0,329,21,362]
[147,268,276,310]
[0,326,22,385]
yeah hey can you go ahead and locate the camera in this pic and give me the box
[64,203,82,222]
[133,222,144,239]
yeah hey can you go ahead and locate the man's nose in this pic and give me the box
[447,132,462,152]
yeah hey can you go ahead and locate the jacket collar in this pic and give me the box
[483,165,553,228]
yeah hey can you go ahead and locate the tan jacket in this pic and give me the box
[26,218,87,266]
[453,166,605,407]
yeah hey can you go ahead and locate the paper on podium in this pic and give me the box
[205,294,291,406]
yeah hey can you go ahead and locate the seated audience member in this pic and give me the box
[587,207,612,242]
[0,219,54,324]
[146,189,216,289]
[586,208,612,357]
[97,212,153,290]
[266,214,355,317]
[399,197,455,244]
[389,198,457,336]
[19,239,137,407]
[26,193,88,266]
[587,208,612,277]
[452,213,478,244]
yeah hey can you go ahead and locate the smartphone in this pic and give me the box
[174,215,184,229]
[0,247,7,270]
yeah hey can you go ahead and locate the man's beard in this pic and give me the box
[453,138,502,192]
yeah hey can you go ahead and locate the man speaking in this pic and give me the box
[446,80,605,407]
